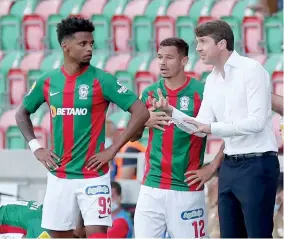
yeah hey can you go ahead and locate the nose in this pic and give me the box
[196,43,202,52]
[159,57,166,65]
[86,44,93,53]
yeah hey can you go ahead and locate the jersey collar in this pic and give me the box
[61,65,89,78]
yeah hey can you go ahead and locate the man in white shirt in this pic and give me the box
[152,20,280,238]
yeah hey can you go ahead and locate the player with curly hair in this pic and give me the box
[15,16,149,238]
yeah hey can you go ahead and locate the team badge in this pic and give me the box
[180,96,190,111]
[78,84,89,100]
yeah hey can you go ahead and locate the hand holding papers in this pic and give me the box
[172,117,207,137]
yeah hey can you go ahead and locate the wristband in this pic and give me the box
[28,139,42,153]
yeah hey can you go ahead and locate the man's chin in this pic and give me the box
[80,61,90,66]
[160,73,171,79]
[200,58,211,65]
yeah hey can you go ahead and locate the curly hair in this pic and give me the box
[57,16,95,44]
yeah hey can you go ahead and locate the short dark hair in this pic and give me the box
[111,181,122,196]
[195,20,234,51]
[159,37,189,57]
[57,16,95,44]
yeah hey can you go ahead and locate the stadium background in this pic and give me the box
[0,0,283,237]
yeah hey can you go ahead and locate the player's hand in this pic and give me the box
[184,164,216,190]
[145,106,171,131]
[86,147,116,171]
[34,148,60,170]
[183,118,211,134]
[151,89,173,115]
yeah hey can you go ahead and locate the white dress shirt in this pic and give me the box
[172,51,278,155]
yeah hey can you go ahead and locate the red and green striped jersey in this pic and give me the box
[0,200,49,238]
[140,77,206,191]
[23,65,138,179]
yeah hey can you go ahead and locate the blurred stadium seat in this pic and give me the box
[7,68,27,106]
[0,4,283,237]
[166,0,194,19]
[104,53,131,74]
[0,15,21,51]
[81,0,107,18]
[34,0,61,21]
[103,0,129,19]
[154,16,175,50]
[111,15,132,53]
[9,0,38,18]
[135,71,156,95]
[211,0,237,18]
[0,0,15,17]
[206,135,223,154]
[59,0,85,18]
[124,0,149,19]
[20,51,44,72]
[132,16,153,53]
[0,0,282,157]
[22,14,45,51]
[242,16,264,54]
[272,71,283,96]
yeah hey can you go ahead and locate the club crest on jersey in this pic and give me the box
[78,84,89,100]
[180,96,190,111]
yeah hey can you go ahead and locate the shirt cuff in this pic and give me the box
[211,122,236,137]
[172,107,188,120]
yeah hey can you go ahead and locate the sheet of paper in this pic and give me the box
[172,118,206,138]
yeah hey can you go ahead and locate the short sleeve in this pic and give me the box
[23,76,46,114]
[102,75,138,111]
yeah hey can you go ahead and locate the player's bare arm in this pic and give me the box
[130,128,144,142]
[15,104,59,170]
[185,141,224,190]
[272,93,283,116]
[86,99,149,170]
[130,101,171,141]
[131,105,171,141]
[15,104,37,142]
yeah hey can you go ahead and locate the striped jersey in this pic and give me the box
[23,65,138,179]
[140,77,207,191]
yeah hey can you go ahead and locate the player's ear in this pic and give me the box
[218,39,227,51]
[182,56,188,67]
[61,40,68,53]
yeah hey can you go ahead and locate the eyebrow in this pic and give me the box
[196,37,207,41]
[78,40,94,44]
[157,54,174,57]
